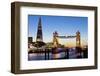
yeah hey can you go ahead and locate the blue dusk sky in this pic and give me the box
[28,15,88,47]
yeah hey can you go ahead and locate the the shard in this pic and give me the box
[36,17,43,42]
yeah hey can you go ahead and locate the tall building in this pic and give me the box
[36,17,43,42]
[35,17,45,47]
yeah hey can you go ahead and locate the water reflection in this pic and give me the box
[28,47,87,61]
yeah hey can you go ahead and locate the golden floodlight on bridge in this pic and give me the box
[53,31,81,48]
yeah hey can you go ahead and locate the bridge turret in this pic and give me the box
[53,31,59,47]
[76,31,81,47]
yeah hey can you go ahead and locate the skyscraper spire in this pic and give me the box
[38,17,41,26]
[36,17,43,42]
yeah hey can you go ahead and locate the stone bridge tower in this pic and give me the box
[53,31,59,47]
[76,31,81,47]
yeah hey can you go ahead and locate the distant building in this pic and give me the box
[46,42,53,48]
[28,37,33,43]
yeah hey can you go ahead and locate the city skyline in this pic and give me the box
[28,15,88,47]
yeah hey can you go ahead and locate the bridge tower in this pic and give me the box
[76,31,81,47]
[53,31,59,47]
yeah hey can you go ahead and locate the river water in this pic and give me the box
[28,48,84,60]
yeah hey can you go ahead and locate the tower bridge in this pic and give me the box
[53,31,81,47]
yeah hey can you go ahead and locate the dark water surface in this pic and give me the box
[28,48,85,60]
